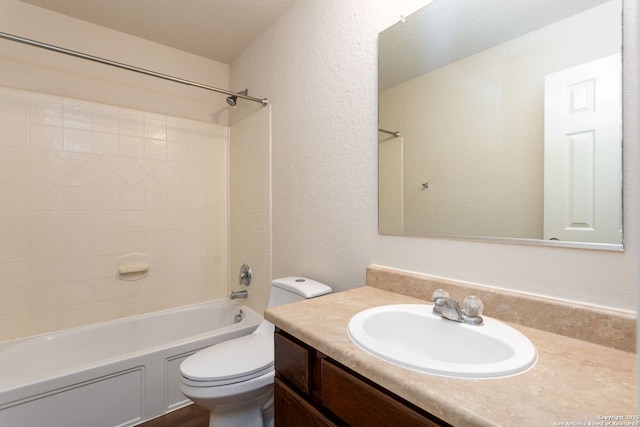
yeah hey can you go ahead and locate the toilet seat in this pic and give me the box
[181,332,274,387]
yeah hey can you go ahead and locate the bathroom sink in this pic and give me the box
[347,304,537,379]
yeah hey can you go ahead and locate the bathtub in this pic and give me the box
[0,300,262,427]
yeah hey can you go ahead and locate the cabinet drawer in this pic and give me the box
[274,378,337,427]
[320,359,446,427]
[275,331,311,394]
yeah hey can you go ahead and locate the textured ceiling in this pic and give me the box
[18,0,297,63]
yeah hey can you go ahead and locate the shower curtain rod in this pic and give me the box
[378,128,400,138]
[0,31,269,106]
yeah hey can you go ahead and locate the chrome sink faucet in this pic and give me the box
[431,289,484,325]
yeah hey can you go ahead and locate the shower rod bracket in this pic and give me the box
[0,31,269,107]
[378,128,400,138]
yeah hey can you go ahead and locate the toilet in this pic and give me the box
[179,277,332,427]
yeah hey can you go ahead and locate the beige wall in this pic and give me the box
[231,0,637,311]
[380,1,621,238]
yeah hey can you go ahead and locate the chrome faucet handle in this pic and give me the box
[463,295,484,317]
[431,289,451,315]
[239,263,252,286]
[462,295,484,325]
[431,288,450,304]
[431,288,450,301]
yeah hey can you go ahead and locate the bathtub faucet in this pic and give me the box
[230,290,248,300]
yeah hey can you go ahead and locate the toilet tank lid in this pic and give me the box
[272,276,332,298]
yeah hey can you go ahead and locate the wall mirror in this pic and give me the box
[378,0,623,250]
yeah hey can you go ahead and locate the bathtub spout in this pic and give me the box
[230,290,248,300]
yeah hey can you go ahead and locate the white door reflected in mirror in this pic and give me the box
[543,54,622,244]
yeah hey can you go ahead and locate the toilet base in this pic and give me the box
[206,388,273,427]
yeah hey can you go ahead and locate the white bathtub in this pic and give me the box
[0,300,262,427]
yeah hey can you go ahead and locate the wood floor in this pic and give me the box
[137,405,209,427]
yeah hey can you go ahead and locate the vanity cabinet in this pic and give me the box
[274,328,450,427]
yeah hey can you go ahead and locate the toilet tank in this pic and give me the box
[268,277,332,307]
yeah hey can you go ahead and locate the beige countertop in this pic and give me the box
[265,286,637,427]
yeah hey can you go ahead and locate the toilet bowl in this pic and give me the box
[179,277,332,427]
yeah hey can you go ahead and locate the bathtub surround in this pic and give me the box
[0,0,274,342]
[0,87,229,340]
[229,106,272,316]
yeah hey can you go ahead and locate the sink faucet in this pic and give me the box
[431,289,484,325]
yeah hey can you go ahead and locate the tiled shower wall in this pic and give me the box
[0,87,229,341]
[230,107,271,315]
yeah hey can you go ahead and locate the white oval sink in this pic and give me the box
[347,304,537,379]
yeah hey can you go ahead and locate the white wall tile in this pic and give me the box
[119,110,144,137]
[92,132,119,155]
[0,287,31,315]
[93,211,121,233]
[31,260,66,286]
[0,262,30,290]
[32,283,66,311]
[64,234,94,258]
[144,117,166,140]
[0,185,29,210]
[32,235,65,260]
[77,157,113,186]
[0,88,229,340]
[0,237,29,263]
[32,152,71,184]
[167,141,188,161]
[120,188,145,210]
[93,106,120,134]
[30,93,63,126]
[0,147,28,182]
[0,120,29,148]
[30,124,63,151]
[120,135,145,158]
[117,159,147,186]
[144,211,167,231]
[63,129,92,152]
[144,189,167,210]
[63,211,93,234]
[0,211,30,236]
[94,233,120,256]
[31,308,67,334]
[63,257,96,282]
[30,211,65,236]
[229,107,271,316]
[120,231,146,253]
[120,210,145,231]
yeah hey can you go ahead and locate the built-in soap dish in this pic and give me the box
[118,253,149,281]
